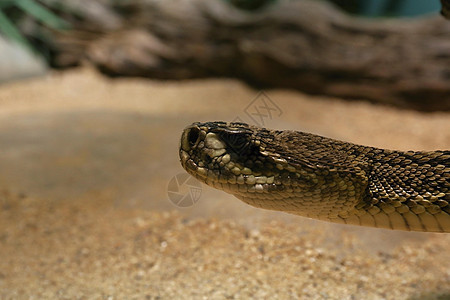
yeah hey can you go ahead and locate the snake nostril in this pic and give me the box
[188,127,200,148]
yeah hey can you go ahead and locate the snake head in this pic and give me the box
[178,120,333,211]
[179,121,367,219]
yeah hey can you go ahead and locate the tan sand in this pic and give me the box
[0,68,449,299]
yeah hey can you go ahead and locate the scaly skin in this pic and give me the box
[179,122,450,232]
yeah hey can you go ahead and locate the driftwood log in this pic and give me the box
[52,0,450,111]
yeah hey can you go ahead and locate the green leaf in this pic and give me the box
[0,1,16,9]
[15,0,70,29]
[0,9,34,52]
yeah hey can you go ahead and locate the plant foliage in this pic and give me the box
[0,0,69,53]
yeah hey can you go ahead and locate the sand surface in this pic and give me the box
[0,68,449,299]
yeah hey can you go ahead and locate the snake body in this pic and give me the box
[179,122,450,232]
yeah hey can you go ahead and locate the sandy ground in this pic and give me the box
[0,67,449,299]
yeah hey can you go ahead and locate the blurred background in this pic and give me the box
[0,0,449,299]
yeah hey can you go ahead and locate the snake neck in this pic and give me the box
[358,149,449,231]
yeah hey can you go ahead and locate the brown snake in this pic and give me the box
[179,122,450,232]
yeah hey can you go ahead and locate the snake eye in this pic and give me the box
[222,131,250,154]
[188,127,200,148]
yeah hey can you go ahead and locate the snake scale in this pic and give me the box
[179,122,450,232]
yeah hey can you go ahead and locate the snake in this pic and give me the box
[179,122,450,232]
